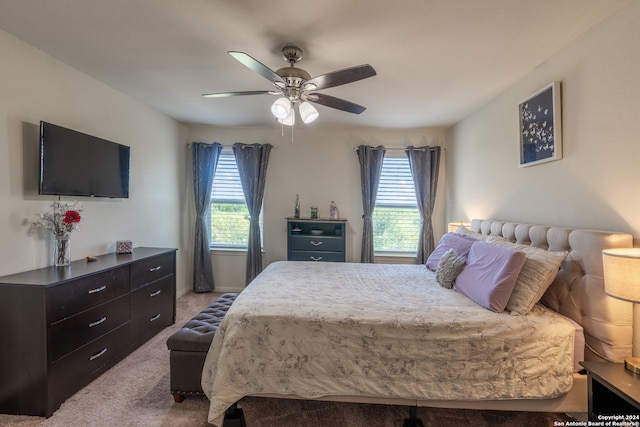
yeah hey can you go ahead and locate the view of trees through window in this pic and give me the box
[209,152,250,248]
[372,206,420,252]
[209,153,419,252]
[372,157,420,253]
[210,203,250,247]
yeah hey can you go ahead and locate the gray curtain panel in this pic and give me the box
[233,142,272,285]
[356,145,386,263]
[406,145,441,264]
[191,142,223,292]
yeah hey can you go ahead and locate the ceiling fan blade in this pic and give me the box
[306,93,367,114]
[304,64,376,91]
[228,51,285,84]
[202,90,278,98]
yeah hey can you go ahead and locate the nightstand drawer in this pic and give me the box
[130,253,175,290]
[289,236,343,252]
[289,250,345,262]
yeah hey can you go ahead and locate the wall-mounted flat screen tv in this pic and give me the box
[39,121,130,198]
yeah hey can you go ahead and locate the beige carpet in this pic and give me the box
[0,291,576,427]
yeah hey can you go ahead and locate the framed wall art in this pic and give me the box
[519,81,562,167]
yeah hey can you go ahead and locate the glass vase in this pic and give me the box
[55,235,71,267]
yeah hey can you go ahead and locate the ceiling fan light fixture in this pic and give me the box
[277,108,295,126]
[271,97,291,119]
[299,101,319,124]
[206,46,376,126]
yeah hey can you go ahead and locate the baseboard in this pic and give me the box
[215,285,245,293]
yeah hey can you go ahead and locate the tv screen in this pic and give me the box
[39,121,130,198]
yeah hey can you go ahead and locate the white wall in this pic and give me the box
[0,26,448,296]
[446,0,640,242]
[0,29,191,296]
[188,125,447,291]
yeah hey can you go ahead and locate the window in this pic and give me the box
[209,151,251,248]
[372,156,420,253]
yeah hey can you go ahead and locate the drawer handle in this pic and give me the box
[310,256,323,261]
[88,285,107,294]
[310,241,323,246]
[148,266,162,272]
[88,316,107,328]
[89,348,107,361]
[150,314,161,322]
[149,289,162,297]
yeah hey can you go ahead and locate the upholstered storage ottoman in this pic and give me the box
[166,292,238,402]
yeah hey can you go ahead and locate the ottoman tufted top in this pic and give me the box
[166,293,238,353]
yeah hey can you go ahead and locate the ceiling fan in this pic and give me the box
[202,45,376,125]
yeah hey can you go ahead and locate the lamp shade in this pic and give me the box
[277,108,295,126]
[447,222,471,233]
[299,101,319,123]
[271,97,291,119]
[602,248,640,303]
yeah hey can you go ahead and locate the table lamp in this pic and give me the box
[447,221,471,233]
[602,248,640,373]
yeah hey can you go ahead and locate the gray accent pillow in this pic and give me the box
[485,236,567,315]
[436,249,467,289]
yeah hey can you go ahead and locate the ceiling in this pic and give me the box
[0,0,631,128]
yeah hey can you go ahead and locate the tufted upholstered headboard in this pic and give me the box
[470,219,634,363]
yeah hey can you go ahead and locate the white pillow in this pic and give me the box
[486,236,567,315]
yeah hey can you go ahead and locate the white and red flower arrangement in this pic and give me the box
[32,200,83,266]
[33,200,83,237]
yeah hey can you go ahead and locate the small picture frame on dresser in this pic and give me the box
[116,240,133,254]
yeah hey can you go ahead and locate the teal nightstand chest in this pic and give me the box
[287,218,347,262]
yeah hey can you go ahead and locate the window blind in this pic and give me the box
[210,152,249,248]
[373,157,420,253]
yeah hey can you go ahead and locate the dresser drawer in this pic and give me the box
[47,267,129,323]
[130,253,175,290]
[289,236,343,252]
[49,323,130,409]
[130,275,175,346]
[49,294,130,362]
[289,250,345,262]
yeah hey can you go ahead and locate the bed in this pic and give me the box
[202,219,634,426]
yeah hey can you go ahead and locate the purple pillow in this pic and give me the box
[426,232,476,271]
[453,241,527,312]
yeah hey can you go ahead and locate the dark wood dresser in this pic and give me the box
[0,247,176,417]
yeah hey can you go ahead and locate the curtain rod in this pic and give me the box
[186,143,276,149]
[352,146,442,151]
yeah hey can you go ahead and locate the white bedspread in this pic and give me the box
[202,261,575,426]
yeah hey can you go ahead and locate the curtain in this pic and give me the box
[191,142,223,292]
[406,145,441,264]
[356,145,386,263]
[233,142,272,285]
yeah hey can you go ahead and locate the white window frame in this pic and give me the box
[372,154,420,256]
[208,149,263,251]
